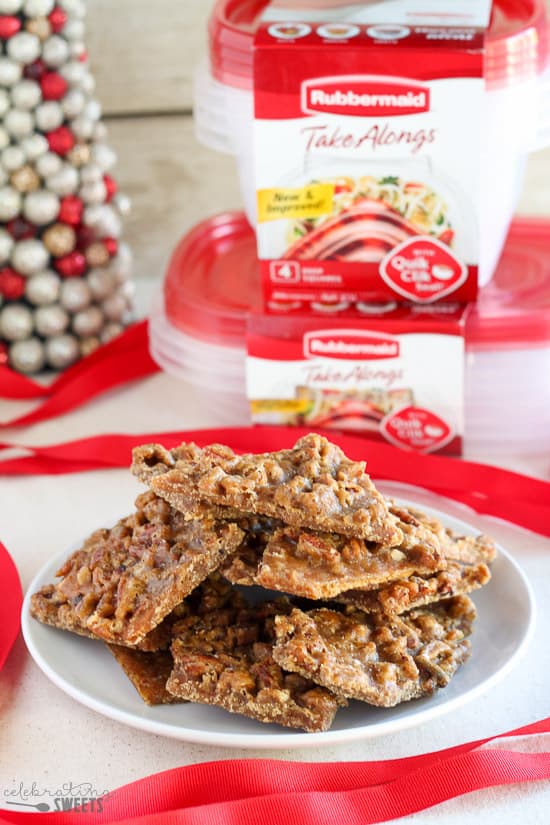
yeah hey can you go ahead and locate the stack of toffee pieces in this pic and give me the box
[31,434,495,732]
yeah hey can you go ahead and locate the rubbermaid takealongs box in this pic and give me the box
[253,1,493,306]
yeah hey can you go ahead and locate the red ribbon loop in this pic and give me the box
[0,321,159,428]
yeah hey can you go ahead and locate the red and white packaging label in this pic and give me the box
[246,306,467,455]
[253,2,489,306]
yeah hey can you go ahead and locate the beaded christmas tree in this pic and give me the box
[0,0,132,374]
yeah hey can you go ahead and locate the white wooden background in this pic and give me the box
[85,0,550,307]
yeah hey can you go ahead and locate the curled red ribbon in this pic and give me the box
[0,321,159,428]
[0,716,549,824]
[0,541,23,672]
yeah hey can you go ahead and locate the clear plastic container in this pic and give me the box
[194,57,541,286]
[193,0,550,287]
[149,212,550,455]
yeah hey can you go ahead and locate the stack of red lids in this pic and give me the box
[162,212,550,354]
[208,0,549,90]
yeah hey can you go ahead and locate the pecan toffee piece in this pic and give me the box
[166,594,345,732]
[132,442,244,522]
[336,558,490,615]
[272,596,475,707]
[404,506,497,565]
[336,516,494,614]
[30,491,244,648]
[223,504,444,600]
[136,434,403,545]
[106,645,184,706]
[30,583,169,652]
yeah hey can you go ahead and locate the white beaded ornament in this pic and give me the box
[35,304,69,337]
[0,303,34,341]
[7,32,42,64]
[2,146,26,172]
[0,58,23,87]
[45,333,80,368]
[42,35,70,67]
[35,151,63,178]
[11,80,42,111]
[0,0,23,12]
[9,337,45,373]
[0,89,10,117]
[11,238,49,275]
[35,100,64,131]
[23,189,60,224]
[24,0,55,15]
[20,133,49,160]
[4,109,34,139]
[61,88,85,118]
[0,228,14,263]
[25,270,61,305]
[0,127,9,152]
[46,164,79,196]
[0,186,22,221]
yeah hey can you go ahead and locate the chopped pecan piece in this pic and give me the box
[272,596,474,707]
[132,434,403,545]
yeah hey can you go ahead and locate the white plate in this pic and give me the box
[21,502,535,749]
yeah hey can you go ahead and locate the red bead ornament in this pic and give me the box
[0,341,8,366]
[40,72,68,101]
[0,16,21,38]
[78,50,88,63]
[24,59,46,81]
[48,7,68,33]
[58,195,84,226]
[7,218,36,240]
[103,175,117,202]
[104,237,118,257]
[0,268,26,300]
[75,224,95,250]
[55,251,87,278]
[47,126,75,156]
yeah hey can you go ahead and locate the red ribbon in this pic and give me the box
[0,321,159,428]
[0,716,549,824]
[0,541,23,672]
[0,427,548,536]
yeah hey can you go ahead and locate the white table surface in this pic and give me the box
[0,348,549,822]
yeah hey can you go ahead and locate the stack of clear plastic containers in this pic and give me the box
[151,1,550,455]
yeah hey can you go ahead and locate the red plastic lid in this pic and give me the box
[164,213,550,351]
[163,212,259,347]
[209,0,549,86]
[467,217,550,350]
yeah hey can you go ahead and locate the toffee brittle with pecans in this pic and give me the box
[132,434,404,545]
[106,645,184,706]
[222,504,445,600]
[166,580,345,732]
[31,435,496,731]
[30,490,244,648]
[272,596,475,707]
[335,514,495,614]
